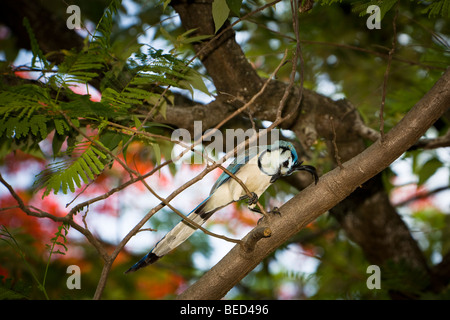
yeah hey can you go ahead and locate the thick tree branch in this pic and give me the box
[176,69,450,299]
[1,0,84,63]
[171,0,263,98]
[331,173,430,272]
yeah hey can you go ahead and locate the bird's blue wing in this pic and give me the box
[209,147,260,195]
[209,160,244,195]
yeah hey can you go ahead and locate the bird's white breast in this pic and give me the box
[206,156,272,211]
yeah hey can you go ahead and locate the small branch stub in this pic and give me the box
[241,226,272,253]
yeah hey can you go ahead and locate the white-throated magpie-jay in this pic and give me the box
[125,140,318,273]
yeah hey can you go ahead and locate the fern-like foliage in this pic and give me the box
[319,0,343,6]
[91,0,122,50]
[322,0,450,19]
[352,0,399,20]
[54,50,105,88]
[0,84,50,140]
[22,17,50,71]
[36,143,108,197]
[0,0,210,198]
[421,0,450,18]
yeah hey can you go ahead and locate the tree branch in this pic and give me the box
[240,227,272,254]
[409,128,450,150]
[176,68,450,299]
[1,0,84,64]
[0,172,109,261]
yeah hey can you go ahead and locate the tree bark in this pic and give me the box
[1,0,84,64]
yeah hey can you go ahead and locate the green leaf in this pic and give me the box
[151,142,161,166]
[353,0,398,20]
[226,0,243,16]
[421,0,450,18]
[71,118,80,127]
[179,69,211,99]
[133,114,143,129]
[54,119,69,135]
[159,26,176,45]
[0,278,29,300]
[30,115,48,139]
[52,132,66,156]
[91,144,107,159]
[70,164,82,189]
[186,69,211,96]
[74,161,89,184]
[179,33,212,45]
[100,130,124,151]
[23,17,50,69]
[418,158,443,185]
[162,0,171,11]
[212,0,230,33]
[37,145,107,197]
[84,149,102,173]
[79,157,95,180]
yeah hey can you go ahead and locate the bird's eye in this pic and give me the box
[283,160,289,167]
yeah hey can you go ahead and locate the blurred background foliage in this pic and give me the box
[0,0,449,299]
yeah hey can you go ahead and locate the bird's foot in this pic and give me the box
[256,207,281,225]
[248,192,259,206]
[251,207,267,225]
[269,206,281,216]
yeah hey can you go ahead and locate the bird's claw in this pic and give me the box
[248,192,259,206]
[256,206,281,225]
[270,206,281,216]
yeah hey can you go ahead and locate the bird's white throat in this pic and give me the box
[258,148,293,176]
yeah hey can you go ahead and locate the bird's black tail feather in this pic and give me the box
[124,252,160,274]
[125,197,215,274]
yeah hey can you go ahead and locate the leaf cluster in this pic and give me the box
[319,0,450,19]
[0,0,210,198]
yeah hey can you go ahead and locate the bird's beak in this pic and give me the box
[291,161,319,185]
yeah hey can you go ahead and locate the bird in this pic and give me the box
[125,140,318,273]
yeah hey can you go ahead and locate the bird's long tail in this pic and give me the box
[125,198,215,274]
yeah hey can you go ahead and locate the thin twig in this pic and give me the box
[394,186,449,207]
[410,128,450,150]
[380,5,399,142]
[275,0,302,121]
[65,180,95,208]
[218,164,269,217]
[265,0,304,133]
[0,173,109,261]
[139,179,242,244]
[330,116,343,169]
[136,228,157,233]
[62,113,241,246]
